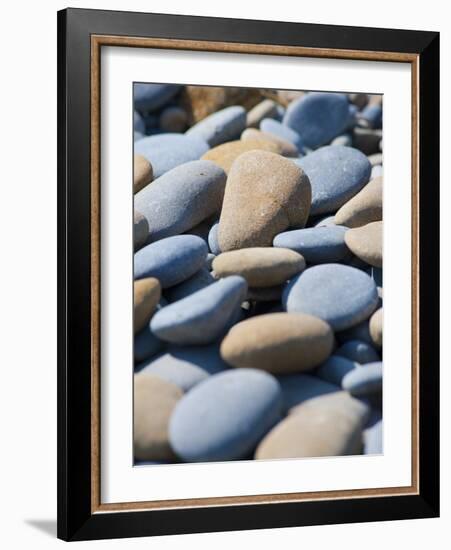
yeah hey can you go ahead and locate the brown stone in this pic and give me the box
[345,221,383,268]
[255,392,369,459]
[334,177,382,228]
[134,154,153,193]
[134,210,149,251]
[201,139,280,173]
[218,150,311,251]
[212,247,305,287]
[369,308,383,348]
[246,99,278,128]
[134,278,161,333]
[241,128,298,157]
[220,312,334,374]
[134,374,183,461]
[276,89,306,107]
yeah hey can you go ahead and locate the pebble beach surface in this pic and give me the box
[133,84,384,464]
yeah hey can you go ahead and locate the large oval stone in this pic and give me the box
[220,312,334,374]
[134,160,226,241]
[282,93,350,149]
[134,235,207,287]
[283,264,379,330]
[151,276,248,345]
[297,146,371,216]
[186,105,246,147]
[212,247,305,287]
[201,139,280,173]
[134,374,183,461]
[335,176,382,228]
[273,226,350,264]
[134,278,161,333]
[169,369,283,462]
[218,150,311,251]
[255,391,370,459]
[134,133,209,178]
[344,221,383,268]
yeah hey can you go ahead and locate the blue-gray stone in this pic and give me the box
[283,93,350,149]
[331,133,353,147]
[277,373,339,412]
[358,104,382,129]
[134,160,226,241]
[283,263,379,331]
[296,145,371,215]
[206,253,216,270]
[151,276,247,345]
[316,355,359,386]
[345,104,358,130]
[336,340,380,364]
[134,110,146,133]
[313,215,336,227]
[134,131,144,142]
[134,83,181,113]
[342,362,382,396]
[273,226,351,264]
[169,368,283,462]
[165,268,215,303]
[186,106,246,147]
[364,419,382,454]
[134,134,209,178]
[134,235,207,287]
[208,222,221,255]
[134,326,164,364]
[138,344,228,392]
[260,118,303,150]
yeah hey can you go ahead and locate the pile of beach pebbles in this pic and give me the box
[133,84,383,464]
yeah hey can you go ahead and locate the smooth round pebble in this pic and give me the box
[316,355,359,386]
[208,222,221,255]
[212,247,305,287]
[220,312,334,374]
[345,221,383,268]
[273,226,350,264]
[186,105,246,147]
[135,160,226,241]
[134,211,149,251]
[334,176,382,228]
[297,145,371,216]
[336,339,380,364]
[246,99,278,128]
[201,139,280,173]
[369,308,383,348]
[260,118,303,150]
[134,235,208,287]
[218,150,311,251]
[283,264,379,331]
[255,392,370,459]
[134,374,183,461]
[342,362,382,395]
[241,128,298,157]
[134,278,161,333]
[134,154,153,193]
[283,93,350,149]
[169,368,283,462]
[151,276,248,345]
[134,133,209,178]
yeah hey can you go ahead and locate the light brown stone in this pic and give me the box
[276,89,305,107]
[255,392,369,459]
[220,312,334,374]
[201,139,280,173]
[134,154,153,193]
[334,177,382,228]
[134,278,161,333]
[134,374,183,461]
[218,151,311,251]
[344,221,383,268]
[369,307,383,348]
[212,247,305,287]
[241,128,298,157]
[134,210,149,251]
[246,99,278,128]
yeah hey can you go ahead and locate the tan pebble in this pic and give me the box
[345,221,383,268]
[334,177,382,228]
[134,374,183,461]
[241,128,298,157]
[276,89,305,107]
[369,307,383,348]
[134,210,149,251]
[220,312,333,374]
[218,151,311,251]
[134,154,153,193]
[201,139,280,173]
[246,99,278,128]
[213,247,305,287]
[255,392,369,459]
[134,277,161,333]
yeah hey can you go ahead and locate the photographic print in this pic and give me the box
[132,84,383,465]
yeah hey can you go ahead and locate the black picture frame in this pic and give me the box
[57,7,439,541]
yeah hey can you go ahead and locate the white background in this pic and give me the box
[0,0,448,548]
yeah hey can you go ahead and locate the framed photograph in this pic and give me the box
[57,8,439,541]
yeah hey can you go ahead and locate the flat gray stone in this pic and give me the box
[186,106,246,147]
[342,362,383,396]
